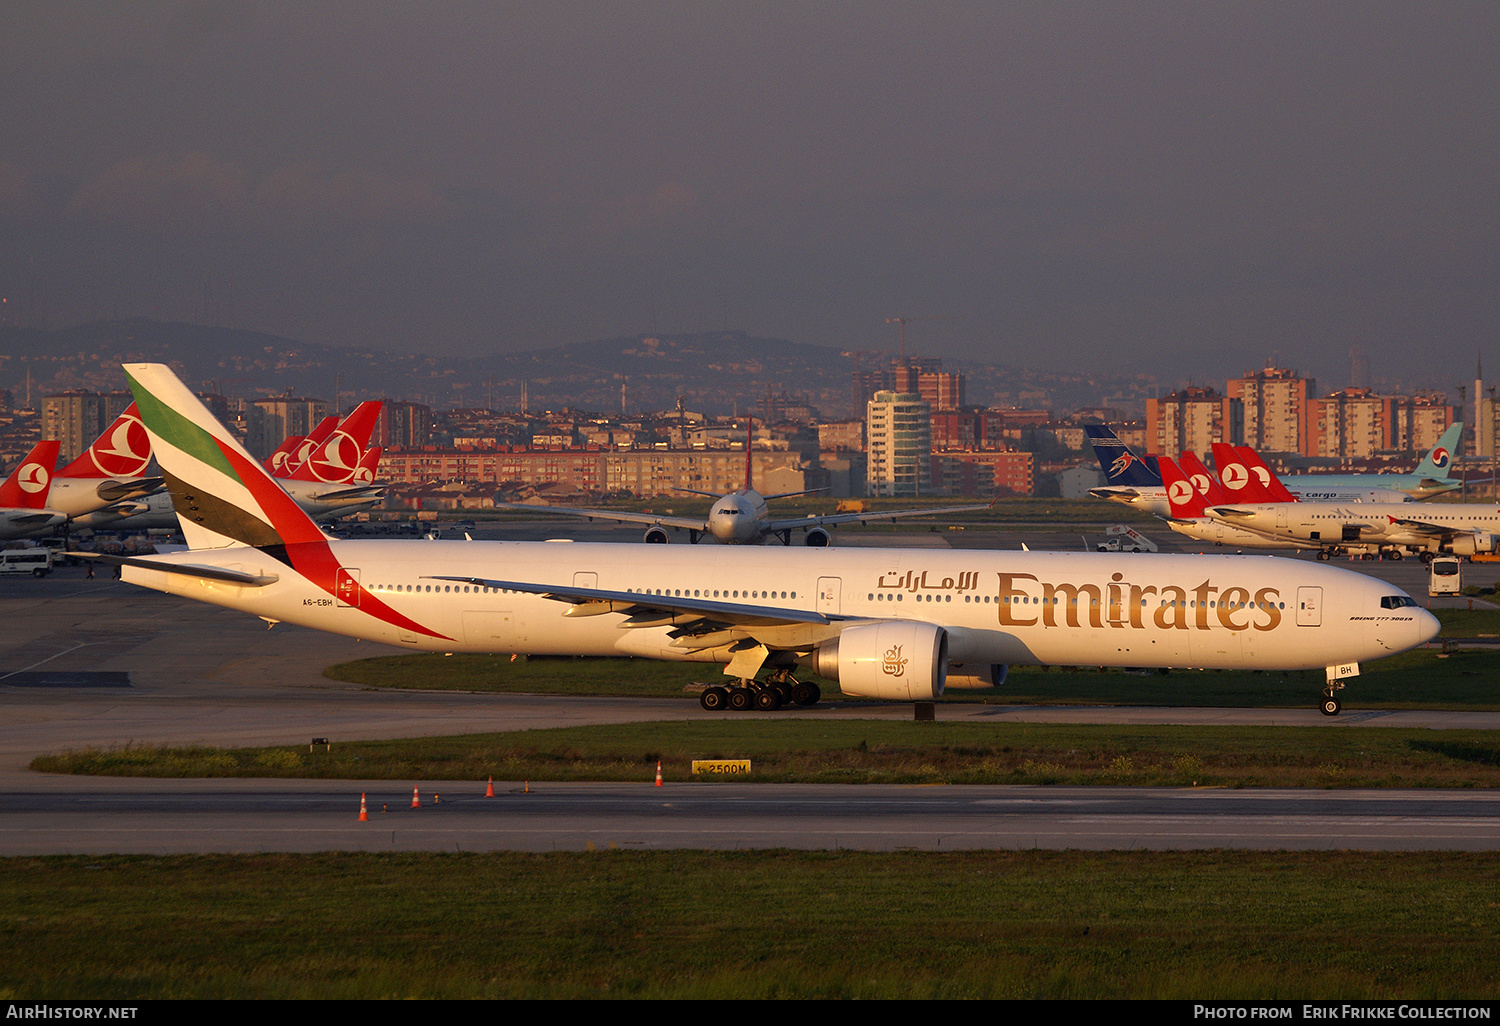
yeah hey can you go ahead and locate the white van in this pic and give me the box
[1429,556,1462,596]
[0,547,54,577]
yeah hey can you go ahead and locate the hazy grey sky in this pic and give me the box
[1,1,1496,392]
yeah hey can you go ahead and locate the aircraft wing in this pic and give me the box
[1386,516,1477,538]
[761,503,993,533]
[494,501,708,532]
[430,574,844,626]
[0,509,65,527]
[65,552,281,586]
[1088,487,1143,500]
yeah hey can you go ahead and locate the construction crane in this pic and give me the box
[885,315,955,362]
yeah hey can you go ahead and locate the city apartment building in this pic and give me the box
[866,391,931,497]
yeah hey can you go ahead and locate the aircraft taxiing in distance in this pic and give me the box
[99,363,1439,716]
[0,440,67,540]
[498,421,992,546]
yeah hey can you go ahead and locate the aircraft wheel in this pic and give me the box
[791,681,819,706]
[1316,550,1331,562]
[728,688,753,712]
[1420,552,1435,564]
[700,686,728,712]
[1320,697,1342,717]
[753,688,782,711]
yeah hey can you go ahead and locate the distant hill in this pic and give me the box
[0,319,1156,417]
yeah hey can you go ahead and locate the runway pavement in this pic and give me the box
[4,531,1499,854]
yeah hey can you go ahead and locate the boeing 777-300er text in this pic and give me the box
[498,421,990,545]
[97,364,1439,716]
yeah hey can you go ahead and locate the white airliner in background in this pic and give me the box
[498,424,991,545]
[98,364,1439,717]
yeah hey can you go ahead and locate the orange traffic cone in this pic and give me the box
[485,776,494,797]
[358,793,368,821]
[655,761,663,787]
[411,786,420,808]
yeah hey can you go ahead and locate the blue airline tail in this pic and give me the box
[1412,423,1462,479]
[1084,425,1162,487]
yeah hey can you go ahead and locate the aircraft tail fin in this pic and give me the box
[57,404,155,479]
[266,436,306,477]
[124,364,327,553]
[279,417,340,478]
[0,441,61,508]
[1177,451,1229,504]
[1233,446,1296,502]
[287,401,384,483]
[1084,425,1162,487]
[1413,423,1461,478]
[1211,442,1276,503]
[1158,456,1207,518]
[351,446,382,485]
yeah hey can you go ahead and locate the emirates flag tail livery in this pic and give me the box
[0,440,67,539]
[107,364,1438,717]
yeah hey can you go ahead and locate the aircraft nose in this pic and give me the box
[1414,607,1441,647]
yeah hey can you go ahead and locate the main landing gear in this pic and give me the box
[698,670,822,712]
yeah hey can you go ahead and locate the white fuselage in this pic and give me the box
[1207,501,1500,553]
[707,489,772,543]
[122,542,1436,674]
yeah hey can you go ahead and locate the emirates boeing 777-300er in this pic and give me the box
[99,364,1439,716]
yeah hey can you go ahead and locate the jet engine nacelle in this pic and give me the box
[811,621,947,700]
[1450,533,1499,556]
[643,526,671,544]
[802,527,833,547]
[945,663,1008,689]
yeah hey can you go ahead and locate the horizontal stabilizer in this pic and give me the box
[68,552,280,586]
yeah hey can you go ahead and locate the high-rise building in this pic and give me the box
[42,390,134,463]
[866,391,931,497]
[1226,366,1316,454]
[1145,387,1242,458]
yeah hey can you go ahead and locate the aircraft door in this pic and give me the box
[817,577,841,615]
[1296,586,1322,626]
[336,567,360,608]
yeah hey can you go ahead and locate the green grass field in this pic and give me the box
[4,851,1497,999]
[323,642,1500,710]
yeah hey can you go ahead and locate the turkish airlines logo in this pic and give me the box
[17,461,49,494]
[1189,473,1212,496]
[1432,447,1450,469]
[1250,466,1271,486]
[350,464,376,485]
[1221,463,1250,490]
[882,644,907,677]
[269,449,293,473]
[1168,480,1196,505]
[307,431,363,482]
[89,413,152,477]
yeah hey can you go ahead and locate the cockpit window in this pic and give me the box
[1380,595,1418,609]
